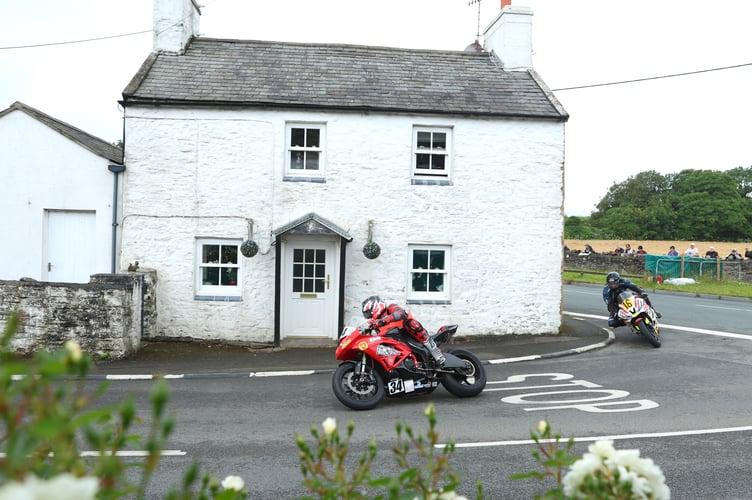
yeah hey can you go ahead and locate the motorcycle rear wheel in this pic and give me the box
[332,362,385,410]
[440,349,487,397]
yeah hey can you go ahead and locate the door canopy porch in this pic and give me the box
[273,212,353,241]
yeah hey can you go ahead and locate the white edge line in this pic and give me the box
[488,355,541,364]
[444,425,752,449]
[80,450,187,457]
[0,450,187,458]
[252,370,316,377]
[106,374,153,380]
[564,311,752,341]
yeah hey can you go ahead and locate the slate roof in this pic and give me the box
[122,38,568,121]
[0,102,123,164]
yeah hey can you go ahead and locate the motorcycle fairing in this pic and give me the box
[386,376,438,395]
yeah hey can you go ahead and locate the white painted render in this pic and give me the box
[152,0,200,55]
[0,109,118,281]
[121,107,565,341]
[483,5,534,70]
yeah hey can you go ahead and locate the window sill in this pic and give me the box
[411,179,452,186]
[407,299,451,305]
[194,295,243,302]
[284,176,326,183]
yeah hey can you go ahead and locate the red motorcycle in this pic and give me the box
[332,319,487,410]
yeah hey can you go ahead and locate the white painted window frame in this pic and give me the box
[195,238,243,300]
[285,122,326,178]
[407,244,451,302]
[411,126,452,180]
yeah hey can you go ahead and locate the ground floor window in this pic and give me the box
[407,244,450,302]
[195,238,242,299]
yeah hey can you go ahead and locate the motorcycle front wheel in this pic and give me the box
[638,319,661,348]
[332,361,385,410]
[440,349,487,398]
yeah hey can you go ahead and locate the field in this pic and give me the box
[564,239,751,259]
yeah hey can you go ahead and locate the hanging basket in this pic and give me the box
[363,220,381,259]
[363,241,381,260]
[241,220,259,257]
[241,239,259,258]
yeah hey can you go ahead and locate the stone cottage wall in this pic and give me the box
[0,271,157,359]
[122,108,565,341]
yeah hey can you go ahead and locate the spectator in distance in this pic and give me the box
[635,245,647,255]
[684,243,700,257]
[726,249,743,260]
[667,245,679,256]
[705,246,719,259]
[579,243,594,256]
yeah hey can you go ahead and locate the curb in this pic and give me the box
[485,329,615,365]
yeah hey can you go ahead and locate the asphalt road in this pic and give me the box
[93,285,752,499]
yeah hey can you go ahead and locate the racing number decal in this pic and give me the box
[388,379,404,395]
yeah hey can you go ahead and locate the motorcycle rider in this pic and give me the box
[603,272,661,327]
[361,295,446,367]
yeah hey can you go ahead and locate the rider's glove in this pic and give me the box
[640,292,649,298]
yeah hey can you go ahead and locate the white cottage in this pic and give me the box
[120,0,568,345]
[0,102,124,283]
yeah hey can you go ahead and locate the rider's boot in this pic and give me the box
[423,337,446,367]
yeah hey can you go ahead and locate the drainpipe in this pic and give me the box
[107,164,126,273]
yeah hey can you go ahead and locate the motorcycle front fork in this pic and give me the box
[356,353,368,375]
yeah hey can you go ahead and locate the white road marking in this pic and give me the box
[696,304,751,312]
[564,311,752,341]
[252,370,316,377]
[445,425,752,449]
[80,450,187,457]
[0,450,187,458]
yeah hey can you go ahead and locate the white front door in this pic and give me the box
[46,210,96,283]
[282,237,339,339]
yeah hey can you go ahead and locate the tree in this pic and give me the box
[725,166,752,199]
[670,170,750,240]
[588,168,752,241]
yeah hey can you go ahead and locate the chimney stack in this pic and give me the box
[153,0,201,54]
[483,2,532,70]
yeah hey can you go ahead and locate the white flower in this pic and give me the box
[562,440,670,500]
[64,340,83,362]
[588,439,615,459]
[537,420,548,434]
[221,475,245,491]
[322,417,337,436]
[0,474,98,500]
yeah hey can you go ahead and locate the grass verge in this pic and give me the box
[563,271,752,299]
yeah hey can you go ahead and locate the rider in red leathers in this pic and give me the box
[361,295,446,366]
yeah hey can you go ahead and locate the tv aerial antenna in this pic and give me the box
[468,0,482,44]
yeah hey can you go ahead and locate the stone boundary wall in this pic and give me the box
[0,271,157,360]
[564,252,752,283]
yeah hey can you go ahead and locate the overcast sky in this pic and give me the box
[2,0,751,216]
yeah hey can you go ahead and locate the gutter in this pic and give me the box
[107,164,126,273]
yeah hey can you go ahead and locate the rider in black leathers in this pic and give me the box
[602,272,660,327]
